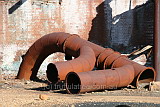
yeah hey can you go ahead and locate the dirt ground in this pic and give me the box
[0,74,160,107]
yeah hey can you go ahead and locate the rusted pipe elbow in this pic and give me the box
[17,32,72,80]
[65,65,134,94]
[111,57,156,87]
[96,48,114,69]
[46,46,96,84]
[17,32,104,80]
[62,34,105,58]
[17,31,156,88]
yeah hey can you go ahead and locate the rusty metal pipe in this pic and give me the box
[46,46,96,84]
[102,52,124,69]
[17,32,109,80]
[154,0,160,81]
[62,34,118,69]
[17,32,72,80]
[17,32,156,85]
[63,34,105,57]
[111,57,156,87]
[96,48,114,69]
[65,65,134,94]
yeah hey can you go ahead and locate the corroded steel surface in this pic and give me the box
[96,48,114,69]
[17,32,104,80]
[17,32,71,80]
[63,34,105,57]
[65,65,134,94]
[46,46,96,84]
[102,52,121,69]
[17,32,156,89]
[112,57,156,87]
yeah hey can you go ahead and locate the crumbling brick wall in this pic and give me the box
[0,0,154,73]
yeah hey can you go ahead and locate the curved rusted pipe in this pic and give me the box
[46,46,96,84]
[96,48,114,69]
[111,57,156,87]
[102,52,125,69]
[17,32,156,86]
[65,65,134,94]
[62,34,119,69]
[17,32,108,80]
[17,32,72,80]
[62,34,105,57]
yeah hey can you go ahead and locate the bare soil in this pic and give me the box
[0,74,160,107]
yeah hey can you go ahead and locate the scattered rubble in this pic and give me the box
[0,76,160,106]
[39,94,49,100]
[149,81,160,91]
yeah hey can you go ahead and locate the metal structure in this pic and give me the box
[46,46,96,84]
[66,65,134,94]
[17,32,156,94]
[154,0,160,81]
[112,57,156,86]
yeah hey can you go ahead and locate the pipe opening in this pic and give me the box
[66,72,81,94]
[137,68,155,87]
[65,54,72,60]
[46,63,59,84]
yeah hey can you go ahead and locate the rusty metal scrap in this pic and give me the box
[111,56,156,87]
[66,65,134,94]
[46,46,96,84]
[17,32,106,80]
[17,32,71,80]
[96,48,114,69]
[17,32,156,94]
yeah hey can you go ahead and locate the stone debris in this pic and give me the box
[24,81,30,84]
[149,81,160,91]
[39,94,49,100]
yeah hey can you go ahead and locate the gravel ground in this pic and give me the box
[0,74,160,107]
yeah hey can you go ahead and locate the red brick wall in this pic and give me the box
[0,0,154,73]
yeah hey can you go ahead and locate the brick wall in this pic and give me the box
[0,0,154,74]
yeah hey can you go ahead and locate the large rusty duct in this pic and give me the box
[17,32,156,93]
[17,32,111,80]
[66,65,134,94]
[111,57,156,87]
[17,32,70,80]
[46,46,96,84]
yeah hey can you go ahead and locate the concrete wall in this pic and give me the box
[0,0,154,74]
